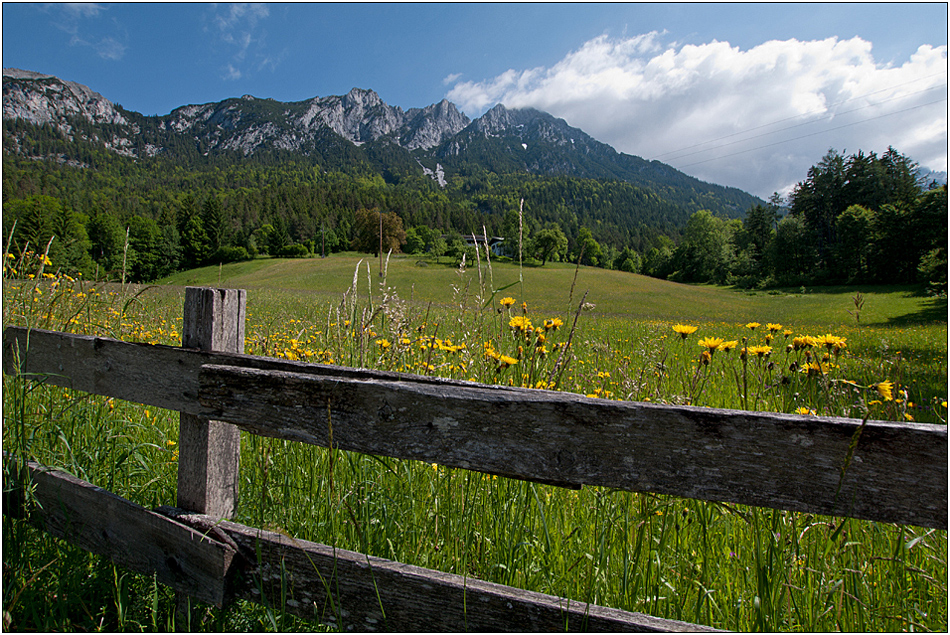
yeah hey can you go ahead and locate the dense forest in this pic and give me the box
[2,116,945,293]
[661,148,947,292]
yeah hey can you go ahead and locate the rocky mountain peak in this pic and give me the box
[3,67,128,127]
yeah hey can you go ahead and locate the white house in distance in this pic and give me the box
[444,233,506,257]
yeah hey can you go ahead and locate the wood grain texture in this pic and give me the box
[197,363,947,529]
[3,326,946,528]
[177,288,245,518]
[155,508,715,632]
[3,456,234,606]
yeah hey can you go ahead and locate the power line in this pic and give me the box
[672,96,948,169]
[661,83,947,163]
[649,72,948,161]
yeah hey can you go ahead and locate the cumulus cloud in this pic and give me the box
[446,33,948,197]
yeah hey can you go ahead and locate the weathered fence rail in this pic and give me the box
[3,286,947,631]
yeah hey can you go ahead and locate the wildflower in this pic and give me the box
[543,317,564,331]
[718,340,739,352]
[794,407,816,415]
[497,354,518,369]
[500,297,515,308]
[672,324,698,339]
[748,345,772,358]
[874,381,894,402]
[698,336,724,352]
[745,322,761,331]
[699,350,712,366]
[375,338,392,350]
[801,361,828,377]
[766,323,783,333]
[783,329,794,338]
[509,316,533,332]
[792,335,817,351]
[815,334,846,351]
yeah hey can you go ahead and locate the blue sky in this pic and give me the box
[3,3,947,198]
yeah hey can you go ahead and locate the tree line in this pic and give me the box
[2,126,945,292]
[661,148,946,292]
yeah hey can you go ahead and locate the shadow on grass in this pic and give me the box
[872,295,949,327]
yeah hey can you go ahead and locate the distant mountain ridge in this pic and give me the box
[2,67,763,216]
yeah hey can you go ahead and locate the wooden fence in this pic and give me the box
[3,287,946,631]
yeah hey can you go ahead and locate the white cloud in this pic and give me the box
[442,72,463,85]
[94,36,126,61]
[224,64,242,81]
[211,3,274,80]
[59,3,104,19]
[51,4,128,61]
[447,33,947,197]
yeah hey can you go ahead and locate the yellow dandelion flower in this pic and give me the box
[875,381,894,402]
[672,324,698,339]
[794,407,816,415]
[509,316,533,332]
[815,334,846,351]
[792,335,817,351]
[745,322,761,330]
[801,361,828,377]
[698,336,724,352]
[500,297,516,308]
[718,340,739,352]
[544,317,564,330]
[766,323,783,333]
[375,338,391,350]
[497,354,518,369]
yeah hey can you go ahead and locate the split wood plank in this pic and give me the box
[156,508,716,632]
[2,456,235,606]
[3,326,946,529]
[197,363,946,529]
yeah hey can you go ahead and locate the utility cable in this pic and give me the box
[649,72,948,160]
[672,96,947,169]
[661,84,947,163]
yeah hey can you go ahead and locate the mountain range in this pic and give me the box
[2,67,762,217]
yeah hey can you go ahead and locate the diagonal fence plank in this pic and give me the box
[155,508,717,632]
[2,456,235,606]
[1,457,717,631]
[3,326,946,529]
[196,363,947,529]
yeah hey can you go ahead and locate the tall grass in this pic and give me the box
[3,251,947,631]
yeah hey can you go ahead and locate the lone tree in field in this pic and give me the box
[531,224,568,266]
[351,208,406,256]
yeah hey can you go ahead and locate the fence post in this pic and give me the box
[177,287,245,516]
[176,287,245,627]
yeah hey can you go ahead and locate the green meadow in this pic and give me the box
[3,252,947,631]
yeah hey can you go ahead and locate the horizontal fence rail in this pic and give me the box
[4,456,712,632]
[4,325,946,530]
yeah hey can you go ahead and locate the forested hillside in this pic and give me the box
[3,68,944,291]
[1,132,692,282]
